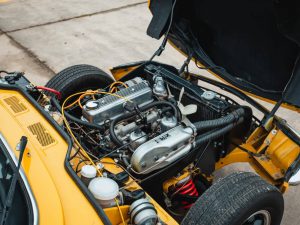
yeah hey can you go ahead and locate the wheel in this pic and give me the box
[45,64,114,102]
[181,172,284,225]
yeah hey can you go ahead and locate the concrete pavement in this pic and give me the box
[0,0,299,224]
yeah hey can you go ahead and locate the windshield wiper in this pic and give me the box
[0,136,27,225]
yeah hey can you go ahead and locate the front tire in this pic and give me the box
[182,172,284,225]
[45,64,114,102]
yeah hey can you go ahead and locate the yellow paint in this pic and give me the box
[0,89,178,225]
[0,90,102,225]
[0,90,103,225]
[281,182,289,193]
[254,155,284,180]
[266,130,300,171]
[163,169,191,193]
[110,65,140,81]
[78,158,178,224]
[216,148,253,169]
[216,126,300,192]
[246,127,268,146]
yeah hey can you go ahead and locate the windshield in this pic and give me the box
[0,138,34,225]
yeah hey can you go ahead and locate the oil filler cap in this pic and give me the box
[85,101,99,110]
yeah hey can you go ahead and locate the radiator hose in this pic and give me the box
[193,108,245,132]
[195,117,244,147]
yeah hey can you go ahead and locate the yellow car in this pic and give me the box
[0,0,299,225]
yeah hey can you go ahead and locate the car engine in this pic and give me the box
[81,76,198,175]
[37,64,253,224]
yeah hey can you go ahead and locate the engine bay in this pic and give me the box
[0,64,257,224]
[49,64,254,224]
[81,75,196,175]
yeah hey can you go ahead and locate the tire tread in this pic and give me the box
[181,172,283,225]
[45,64,114,100]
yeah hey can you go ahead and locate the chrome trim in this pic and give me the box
[243,209,271,225]
[0,133,39,225]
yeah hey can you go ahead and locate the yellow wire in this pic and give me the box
[65,93,94,109]
[61,92,102,175]
[64,92,92,109]
[78,93,90,108]
[115,199,126,225]
[110,87,117,93]
[110,81,128,89]
[64,100,78,109]
[61,91,128,225]
[64,89,132,109]
[109,81,128,93]
[62,89,131,171]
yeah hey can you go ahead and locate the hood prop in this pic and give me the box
[262,99,283,131]
[149,0,177,61]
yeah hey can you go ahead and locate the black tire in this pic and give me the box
[46,64,114,102]
[181,172,284,225]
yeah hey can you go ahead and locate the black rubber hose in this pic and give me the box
[144,100,180,121]
[195,117,244,147]
[51,98,105,132]
[109,114,131,146]
[122,156,131,167]
[109,100,180,146]
[193,108,245,132]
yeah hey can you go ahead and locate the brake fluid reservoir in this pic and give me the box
[80,165,97,186]
[88,177,121,208]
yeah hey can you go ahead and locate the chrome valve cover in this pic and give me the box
[82,79,153,124]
